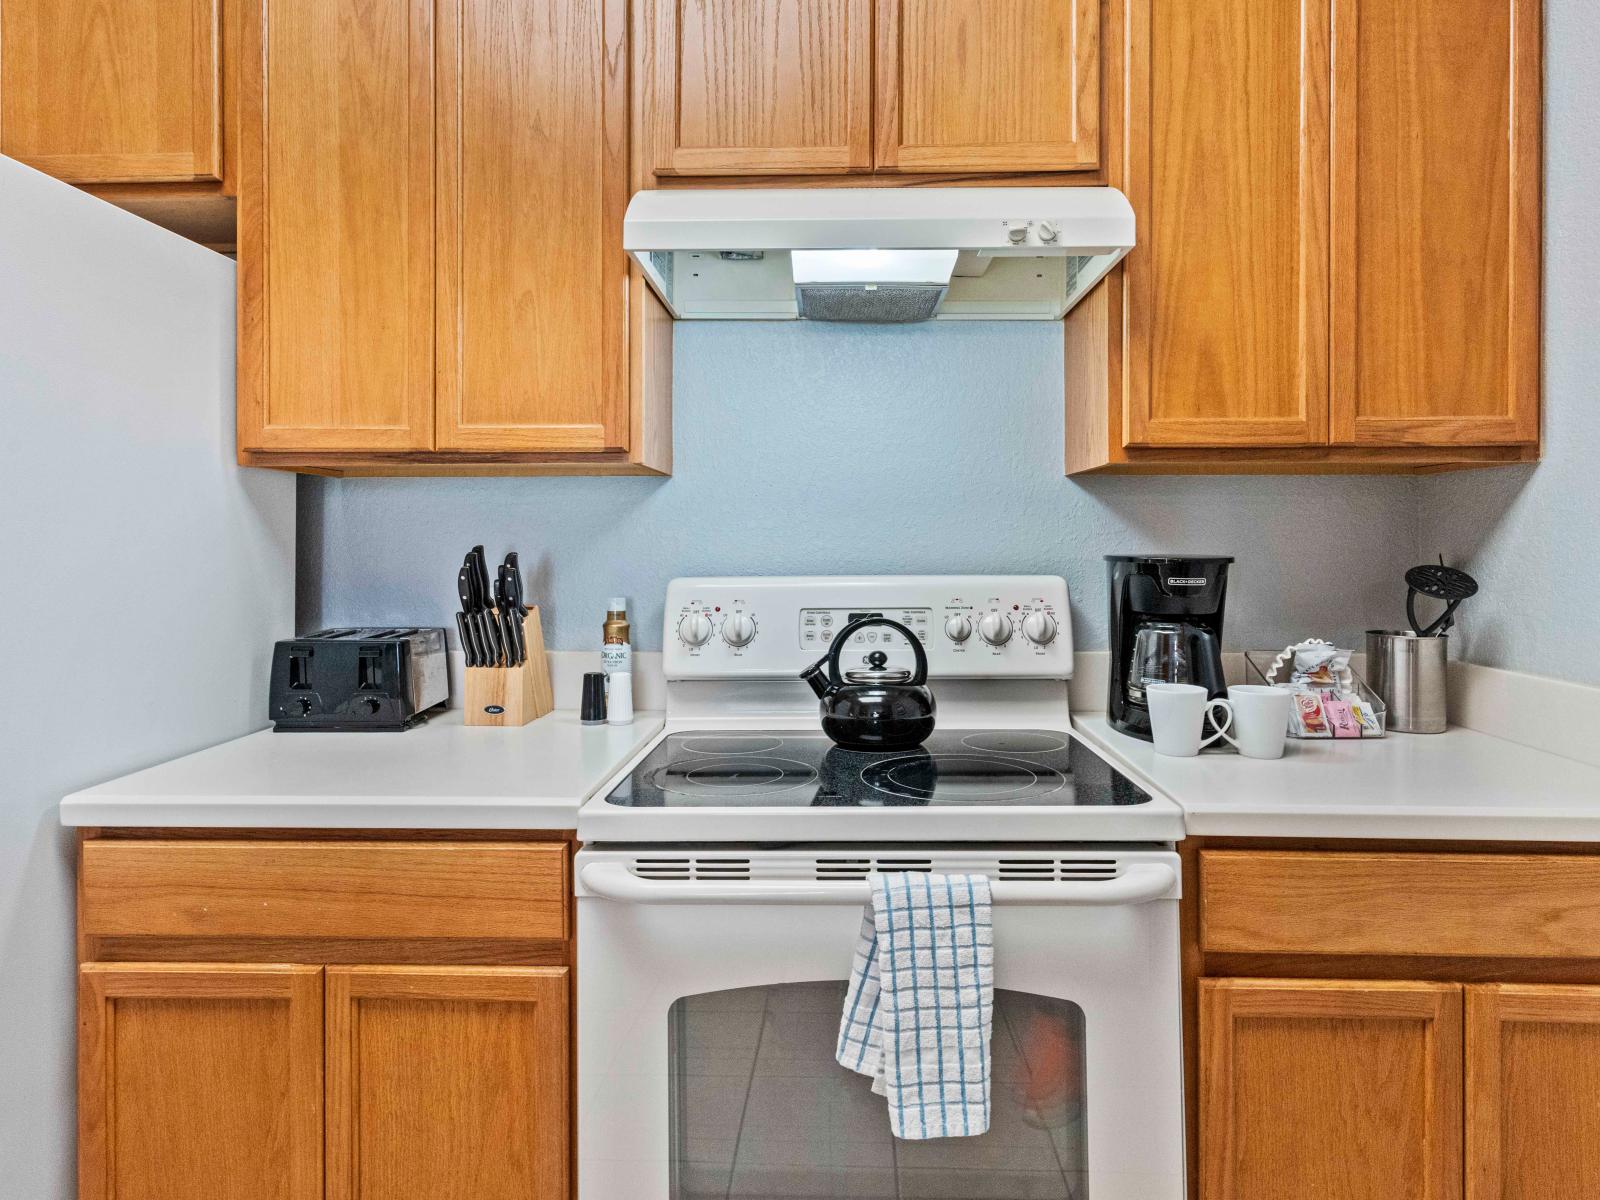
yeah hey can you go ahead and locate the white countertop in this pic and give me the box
[1074,714,1600,841]
[59,709,664,830]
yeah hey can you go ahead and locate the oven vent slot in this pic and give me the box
[632,857,752,881]
[996,857,1118,882]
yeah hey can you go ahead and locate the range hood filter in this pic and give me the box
[795,283,948,323]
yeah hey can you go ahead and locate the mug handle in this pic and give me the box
[1201,699,1238,750]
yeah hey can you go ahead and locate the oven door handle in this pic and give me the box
[577,862,1178,906]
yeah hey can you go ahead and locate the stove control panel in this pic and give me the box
[664,575,1071,680]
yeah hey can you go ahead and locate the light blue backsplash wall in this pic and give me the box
[1414,0,1599,687]
[300,320,1422,656]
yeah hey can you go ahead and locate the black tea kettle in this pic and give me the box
[800,618,936,751]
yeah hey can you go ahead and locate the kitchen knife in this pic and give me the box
[470,545,504,666]
[496,564,522,667]
[456,563,482,667]
[503,554,528,664]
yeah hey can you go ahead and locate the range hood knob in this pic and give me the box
[1007,224,1029,245]
[1037,221,1060,244]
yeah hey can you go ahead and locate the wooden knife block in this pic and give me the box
[463,606,553,727]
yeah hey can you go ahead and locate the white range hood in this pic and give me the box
[624,187,1134,323]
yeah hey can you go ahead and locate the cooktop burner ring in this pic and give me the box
[677,735,786,756]
[861,753,1068,804]
[657,755,821,799]
[959,731,1071,755]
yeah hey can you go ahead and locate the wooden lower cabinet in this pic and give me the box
[1467,985,1600,1200]
[78,963,324,1200]
[76,834,576,1199]
[327,967,569,1200]
[1200,977,1600,1199]
[1200,978,1462,1200]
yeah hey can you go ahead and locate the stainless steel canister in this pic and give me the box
[1365,630,1448,733]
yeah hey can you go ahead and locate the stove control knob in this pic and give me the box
[979,612,1013,646]
[944,615,973,643]
[722,613,757,647]
[1022,611,1058,645]
[678,613,713,647]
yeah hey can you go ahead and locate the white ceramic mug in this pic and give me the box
[1224,684,1295,759]
[1146,683,1234,757]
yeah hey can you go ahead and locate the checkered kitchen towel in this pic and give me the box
[836,872,995,1139]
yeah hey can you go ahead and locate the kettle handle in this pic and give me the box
[823,617,928,687]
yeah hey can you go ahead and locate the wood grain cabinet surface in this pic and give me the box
[236,0,668,475]
[0,0,222,183]
[1065,0,1542,474]
[76,835,575,1200]
[1190,846,1600,1200]
[639,0,1099,181]
[1467,984,1600,1200]
[875,0,1099,175]
[643,0,873,177]
[327,967,570,1200]
[1200,978,1463,1200]
[78,963,324,1200]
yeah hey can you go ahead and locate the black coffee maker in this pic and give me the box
[1106,555,1233,740]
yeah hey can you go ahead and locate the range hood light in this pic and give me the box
[790,248,959,286]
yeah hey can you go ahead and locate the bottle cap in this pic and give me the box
[608,597,628,613]
[580,672,608,725]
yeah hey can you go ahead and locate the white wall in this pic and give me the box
[0,161,294,1196]
[1416,0,1599,686]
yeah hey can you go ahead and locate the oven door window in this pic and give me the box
[669,980,1088,1199]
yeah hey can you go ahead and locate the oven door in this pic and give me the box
[577,847,1184,1200]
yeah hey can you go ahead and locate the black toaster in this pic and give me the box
[270,627,449,731]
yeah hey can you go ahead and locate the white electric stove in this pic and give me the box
[575,577,1187,1200]
[577,574,1184,843]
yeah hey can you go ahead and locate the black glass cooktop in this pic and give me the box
[604,729,1153,809]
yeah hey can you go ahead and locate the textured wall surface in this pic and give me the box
[1415,0,1597,686]
[302,320,1421,653]
[0,162,294,1198]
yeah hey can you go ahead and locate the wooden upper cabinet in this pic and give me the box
[645,0,873,177]
[1330,0,1541,447]
[236,0,435,453]
[435,0,630,453]
[1467,984,1600,1200]
[875,0,1100,174]
[78,963,323,1200]
[0,0,221,184]
[1201,979,1463,1200]
[1123,0,1329,448]
[327,966,569,1200]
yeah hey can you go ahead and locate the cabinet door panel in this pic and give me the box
[1124,0,1329,447]
[0,0,221,182]
[875,0,1099,173]
[1468,984,1600,1200]
[1331,0,1540,446]
[1200,979,1462,1200]
[435,0,629,452]
[327,966,569,1200]
[79,963,322,1200]
[649,0,872,176]
[237,0,435,452]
